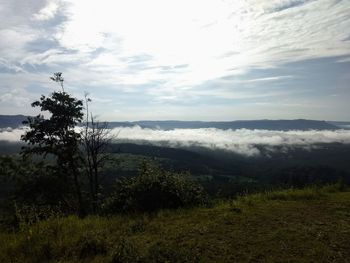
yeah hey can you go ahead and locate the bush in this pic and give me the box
[103,162,207,213]
[78,230,108,259]
[148,240,195,262]
[110,237,140,263]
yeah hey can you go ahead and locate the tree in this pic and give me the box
[82,93,112,213]
[50,72,65,92]
[21,73,85,216]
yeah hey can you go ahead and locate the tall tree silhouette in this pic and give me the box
[21,73,85,215]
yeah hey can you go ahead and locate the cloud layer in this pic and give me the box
[2,126,350,156]
[0,0,350,120]
[114,126,350,156]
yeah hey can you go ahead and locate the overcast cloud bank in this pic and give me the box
[0,0,350,120]
[2,126,350,156]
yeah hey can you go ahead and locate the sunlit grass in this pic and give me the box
[1,186,349,262]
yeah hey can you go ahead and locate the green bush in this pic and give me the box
[110,237,140,263]
[148,240,195,262]
[103,162,208,213]
[78,230,108,259]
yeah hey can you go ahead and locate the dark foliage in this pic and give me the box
[275,165,350,187]
[20,90,85,215]
[21,92,83,160]
[0,156,62,206]
[103,162,208,213]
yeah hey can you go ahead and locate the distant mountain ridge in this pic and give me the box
[0,115,339,130]
[109,119,339,131]
[0,115,28,128]
[328,121,350,130]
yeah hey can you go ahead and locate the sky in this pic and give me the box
[0,0,349,121]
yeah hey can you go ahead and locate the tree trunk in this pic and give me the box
[70,161,85,217]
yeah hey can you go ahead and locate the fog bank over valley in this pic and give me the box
[2,126,350,156]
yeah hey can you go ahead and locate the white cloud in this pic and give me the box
[51,0,350,96]
[111,126,350,156]
[32,1,59,21]
[3,0,350,82]
[242,76,293,83]
[0,0,350,119]
[0,127,27,142]
[2,126,350,156]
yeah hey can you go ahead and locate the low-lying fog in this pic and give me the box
[1,126,350,156]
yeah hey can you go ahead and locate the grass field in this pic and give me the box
[0,187,349,262]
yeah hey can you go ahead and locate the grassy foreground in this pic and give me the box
[1,187,350,262]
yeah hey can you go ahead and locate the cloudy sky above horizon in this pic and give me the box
[0,0,350,121]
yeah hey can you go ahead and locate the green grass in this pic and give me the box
[1,187,350,262]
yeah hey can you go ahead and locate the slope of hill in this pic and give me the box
[1,187,349,262]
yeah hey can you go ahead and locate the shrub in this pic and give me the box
[110,237,140,263]
[103,162,207,213]
[148,241,198,262]
[78,230,108,259]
